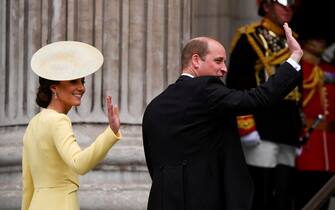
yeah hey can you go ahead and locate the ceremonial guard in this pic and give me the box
[226,0,302,209]
[294,38,335,210]
[292,1,335,209]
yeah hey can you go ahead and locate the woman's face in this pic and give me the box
[52,78,86,111]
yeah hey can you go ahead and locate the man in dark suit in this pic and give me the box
[142,23,302,210]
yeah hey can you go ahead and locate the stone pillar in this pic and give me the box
[192,0,259,52]
[0,0,192,209]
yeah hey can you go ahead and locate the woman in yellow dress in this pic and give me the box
[21,41,121,210]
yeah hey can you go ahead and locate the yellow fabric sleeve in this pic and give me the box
[51,114,121,175]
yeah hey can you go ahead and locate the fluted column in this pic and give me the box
[0,0,192,209]
[192,0,259,52]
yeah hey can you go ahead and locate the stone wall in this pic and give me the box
[192,0,259,52]
[0,0,192,209]
[0,0,262,209]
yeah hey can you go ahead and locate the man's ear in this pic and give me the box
[191,54,201,69]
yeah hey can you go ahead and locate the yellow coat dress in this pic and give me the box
[21,109,121,210]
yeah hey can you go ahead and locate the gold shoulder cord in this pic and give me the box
[230,22,260,53]
[303,65,326,110]
[245,25,274,76]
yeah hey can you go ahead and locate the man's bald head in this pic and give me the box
[180,37,227,78]
[181,37,224,70]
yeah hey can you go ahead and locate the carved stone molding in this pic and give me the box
[0,0,192,209]
[0,0,192,126]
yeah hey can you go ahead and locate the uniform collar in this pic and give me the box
[261,18,284,36]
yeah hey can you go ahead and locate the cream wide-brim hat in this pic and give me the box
[31,41,103,81]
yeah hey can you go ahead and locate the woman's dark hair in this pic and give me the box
[36,77,59,108]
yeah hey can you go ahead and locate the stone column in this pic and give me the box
[0,0,192,209]
[192,0,259,52]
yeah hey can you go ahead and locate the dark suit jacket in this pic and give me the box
[142,62,299,210]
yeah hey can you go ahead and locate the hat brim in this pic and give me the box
[31,41,103,81]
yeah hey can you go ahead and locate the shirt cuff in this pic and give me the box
[286,58,301,71]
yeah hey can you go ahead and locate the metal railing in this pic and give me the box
[303,174,335,210]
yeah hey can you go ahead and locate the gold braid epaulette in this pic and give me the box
[230,21,262,53]
[244,21,275,76]
[303,65,325,107]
